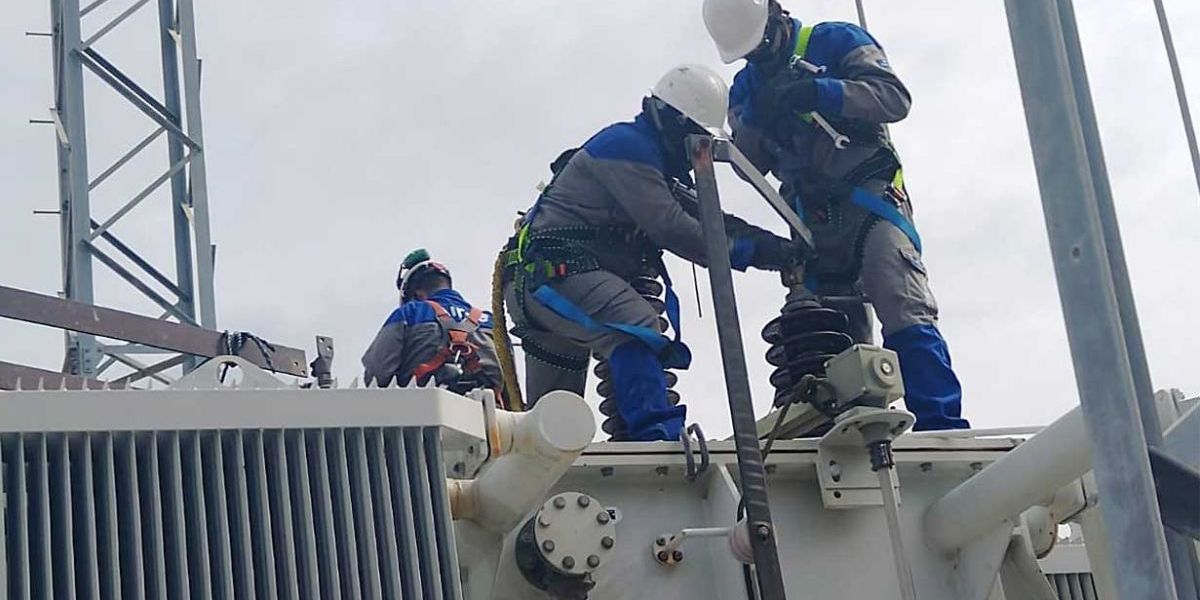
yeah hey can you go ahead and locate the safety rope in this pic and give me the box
[217,330,276,382]
[491,249,524,411]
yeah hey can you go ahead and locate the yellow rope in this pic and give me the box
[491,249,524,411]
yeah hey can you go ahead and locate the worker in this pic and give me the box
[501,64,796,441]
[702,0,969,430]
[362,249,504,405]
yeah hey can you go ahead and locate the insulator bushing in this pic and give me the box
[762,304,854,408]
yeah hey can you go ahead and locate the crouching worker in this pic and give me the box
[363,249,504,406]
[500,65,795,441]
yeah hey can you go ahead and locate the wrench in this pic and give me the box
[787,58,851,149]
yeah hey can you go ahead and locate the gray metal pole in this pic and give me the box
[158,0,201,372]
[1053,0,1200,594]
[177,0,218,329]
[690,135,788,600]
[54,0,101,376]
[1003,1,1178,598]
[1149,0,1200,197]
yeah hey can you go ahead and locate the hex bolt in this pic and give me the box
[596,512,611,525]
[561,556,575,569]
[756,524,771,540]
[672,550,684,562]
[601,536,615,549]
[577,495,591,508]
[542,540,555,553]
[880,359,895,375]
[655,536,667,547]
[587,555,601,568]
[553,496,567,509]
[656,550,669,562]
[538,514,551,527]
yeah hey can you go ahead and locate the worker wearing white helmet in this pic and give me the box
[500,65,795,441]
[703,0,969,430]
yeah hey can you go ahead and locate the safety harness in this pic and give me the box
[500,151,692,371]
[410,301,486,385]
[792,23,921,255]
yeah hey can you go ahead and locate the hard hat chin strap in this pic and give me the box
[644,97,702,179]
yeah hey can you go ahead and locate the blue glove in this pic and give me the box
[730,237,756,272]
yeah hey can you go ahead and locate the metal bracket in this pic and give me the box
[816,407,914,508]
[708,136,815,251]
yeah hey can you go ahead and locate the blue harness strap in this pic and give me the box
[849,187,922,254]
[531,277,692,370]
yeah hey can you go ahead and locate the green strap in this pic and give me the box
[795,24,815,60]
[794,25,817,124]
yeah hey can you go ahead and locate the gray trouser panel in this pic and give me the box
[815,186,939,341]
[505,270,661,406]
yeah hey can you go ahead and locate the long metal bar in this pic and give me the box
[878,468,916,600]
[689,134,787,600]
[81,0,152,49]
[85,242,197,324]
[157,0,200,367]
[91,220,188,299]
[711,139,814,250]
[854,0,869,30]
[79,0,114,17]
[177,0,218,328]
[1150,0,1200,196]
[1003,1,1178,597]
[88,126,165,190]
[0,285,308,376]
[1054,0,1200,592]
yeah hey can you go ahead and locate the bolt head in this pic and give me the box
[596,511,611,524]
[600,466,614,477]
[880,360,895,375]
[920,462,933,472]
[655,466,669,476]
[672,550,684,562]
[655,536,667,547]
[601,536,615,549]
[538,514,551,527]
[756,525,771,540]
[561,556,575,569]
[656,550,669,562]
[542,540,555,553]
[577,495,591,508]
[553,496,567,509]
[587,555,601,568]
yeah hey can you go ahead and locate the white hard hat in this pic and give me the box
[703,0,770,64]
[651,64,730,135]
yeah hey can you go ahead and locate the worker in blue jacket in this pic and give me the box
[703,0,969,430]
[502,65,795,441]
[363,249,503,403]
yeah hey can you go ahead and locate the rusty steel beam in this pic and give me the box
[0,285,307,377]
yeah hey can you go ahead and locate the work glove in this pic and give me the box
[729,235,800,272]
[755,75,820,126]
[751,235,800,271]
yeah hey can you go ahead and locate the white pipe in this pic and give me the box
[924,406,1090,552]
[447,390,595,535]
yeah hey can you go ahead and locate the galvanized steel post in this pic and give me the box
[1003,0,1178,597]
[689,135,787,600]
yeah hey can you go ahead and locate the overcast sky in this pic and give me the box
[1,0,1197,438]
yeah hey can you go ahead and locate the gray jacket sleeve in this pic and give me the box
[361,322,407,387]
[829,43,911,123]
[582,151,712,266]
[471,326,504,392]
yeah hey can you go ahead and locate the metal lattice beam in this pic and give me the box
[49,0,217,377]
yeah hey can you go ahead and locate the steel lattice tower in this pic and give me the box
[48,0,216,379]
